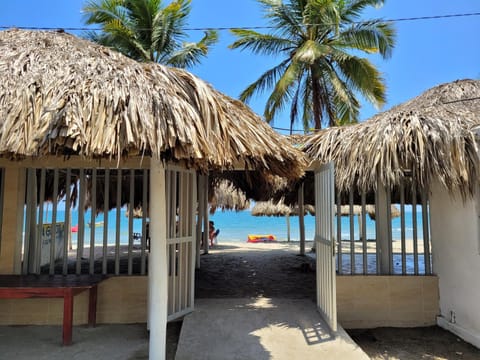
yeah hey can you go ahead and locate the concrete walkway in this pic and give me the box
[175,298,369,360]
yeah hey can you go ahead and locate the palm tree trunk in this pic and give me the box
[311,69,322,130]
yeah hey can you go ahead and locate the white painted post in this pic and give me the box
[195,175,204,268]
[286,214,291,242]
[202,174,209,254]
[298,183,306,255]
[148,160,168,360]
[0,167,26,274]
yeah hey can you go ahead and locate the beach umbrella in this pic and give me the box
[209,180,250,214]
[251,199,315,241]
[0,29,306,208]
[303,79,480,198]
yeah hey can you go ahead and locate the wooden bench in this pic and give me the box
[0,274,105,345]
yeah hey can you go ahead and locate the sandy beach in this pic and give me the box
[194,240,480,360]
[3,240,479,359]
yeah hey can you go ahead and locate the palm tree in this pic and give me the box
[83,0,218,67]
[229,0,396,131]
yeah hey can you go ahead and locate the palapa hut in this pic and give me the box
[208,179,250,214]
[0,29,305,359]
[302,79,480,346]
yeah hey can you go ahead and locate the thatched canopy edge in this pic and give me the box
[0,28,305,180]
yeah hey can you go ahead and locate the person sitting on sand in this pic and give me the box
[208,221,220,246]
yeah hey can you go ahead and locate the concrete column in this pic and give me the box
[0,167,26,274]
[148,160,168,360]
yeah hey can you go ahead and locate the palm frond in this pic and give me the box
[229,29,292,56]
[338,20,395,58]
[239,59,291,103]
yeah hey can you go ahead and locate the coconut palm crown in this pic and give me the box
[229,0,396,130]
[83,0,218,67]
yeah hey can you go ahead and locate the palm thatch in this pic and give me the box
[210,170,292,202]
[251,200,399,220]
[209,180,250,214]
[251,199,315,217]
[304,79,480,197]
[0,29,305,180]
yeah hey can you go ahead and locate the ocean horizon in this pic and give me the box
[38,205,425,246]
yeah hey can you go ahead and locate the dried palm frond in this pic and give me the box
[0,29,305,180]
[209,180,250,214]
[304,79,480,197]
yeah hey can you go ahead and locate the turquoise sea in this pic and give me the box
[39,205,424,245]
[210,207,424,243]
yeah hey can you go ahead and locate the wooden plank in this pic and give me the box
[115,169,122,275]
[195,175,203,269]
[77,169,86,275]
[0,275,103,346]
[63,289,74,345]
[63,169,72,275]
[349,190,355,274]
[128,169,135,275]
[189,173,197,306]
[298,183,306,256]
[421,191,431,274]
[148,161,168,360]
[49,169,60,274]
[361,191,367,274]
[202,174,209,254]
[386,189,393,274]
[0,168,3,253]
[89,169,97,275]
[336,191,342,274]
[141,169,148,275]
[37,168,46,274]
[412,171,419,275]
[102,169,110,275]
[400,183,407,274]
[23,169,35,274]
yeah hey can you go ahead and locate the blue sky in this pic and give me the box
[0,0,478,134]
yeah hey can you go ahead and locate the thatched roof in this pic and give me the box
[251,199,315,217]
[251,199,399,220]
[209,180,250,214]
[0,29,304,179]
[304,79,480,196]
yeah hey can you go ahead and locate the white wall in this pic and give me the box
[430,181,480,348]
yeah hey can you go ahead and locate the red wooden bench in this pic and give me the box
[0,274,105,345]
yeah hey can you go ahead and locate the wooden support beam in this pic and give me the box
[0,168,26,274]
[148,160,168,360]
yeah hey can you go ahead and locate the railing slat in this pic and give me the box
[63,169,71,275]
[128,169,134,275]
[361,191,367,274]
[336,191,342,274]
[89,169,97,274]
[400,183,406,274]
[141,169,148,275]
[77,169,86,275]
[422,191,431,274]
[115,169,122,275]
[102,169,110,275]
[49,169,59,274]
[349,190,355,274]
